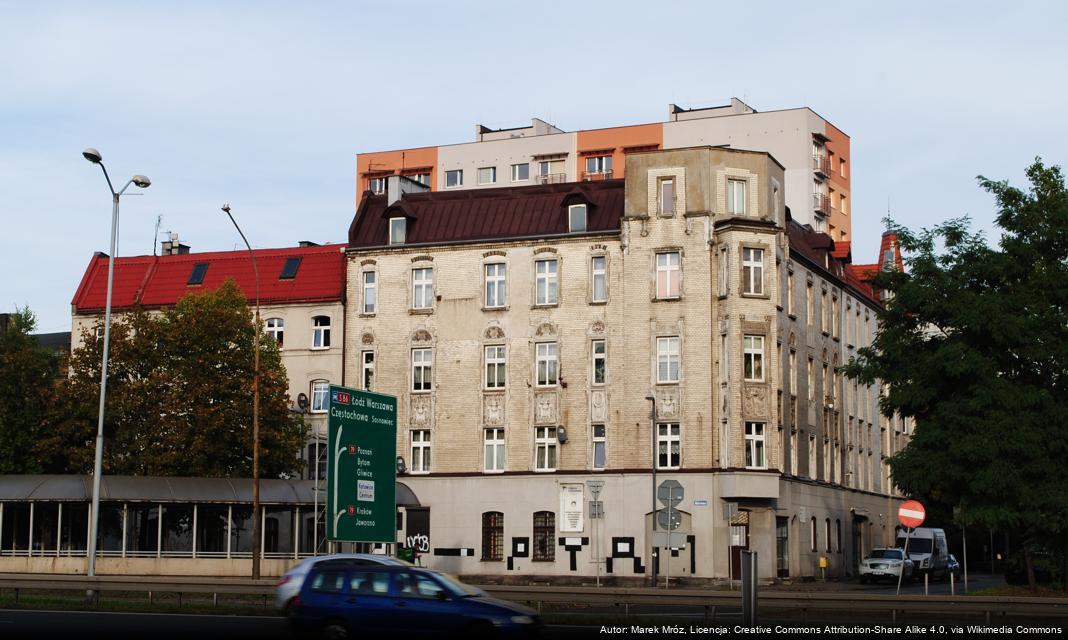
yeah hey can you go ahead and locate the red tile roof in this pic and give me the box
[72,244,346,314]
[831,240,851,260]
[348,180,624,248]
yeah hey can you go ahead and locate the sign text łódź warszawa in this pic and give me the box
[327,385,397,544]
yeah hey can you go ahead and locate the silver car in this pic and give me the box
[274,554,414,615]
[859,547,914,584]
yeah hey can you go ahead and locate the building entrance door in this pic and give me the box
[728,510,750,581]
[775,516,790,578]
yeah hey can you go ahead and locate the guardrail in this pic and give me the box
[2,573,1066,622]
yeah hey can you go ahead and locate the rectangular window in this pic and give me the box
[411,348,432,392]
[806,282,814,326]
[482,512,503,561]
[807,358,815,402]
[742,247,764,295]
[362,271,377,314]
[840,194,848,215]
[532,512,555,561]
[412,267,433,310]
[485,345,506,389]
[718,246,729,296]
[787,271,795,315]
[568,204,587,232]
[361,351,375,391]
[535,259,558,305]
[484,428,505,472]
[411,430,431,473]
[743,335,765,382]
[808,435,816,480]
[477,166,496,185]
[657,336,680,383]
[411,173,430,186]
[312,316,331,348]
[538,159,564,178]
[789,350,797,399]
[445,169,463,188]
[655,252,681,299]
[311,381,329,412]
[485,263,507,308]
[832,296,840,338]
[188,263,208,285]
[389,218,406,245]
[536,342,558,387]
[657,423,681,469]
[265,318,284,347]
[745,422,766,469]
[535,426,558,471]
[839,158,846,177]
[659,178,675,216]
[369,177,387,195]
[585,155,612,175]
[511,163,529,182]
[591,256,607,302]
[591,339,606,385]
[592,424,606,469]
[821,290,828,333]
[727,179,747,215]
[279,256,302,280]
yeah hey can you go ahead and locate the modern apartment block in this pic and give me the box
[357,98,853,241]
[344,146,905,582]
[70,236,347,481]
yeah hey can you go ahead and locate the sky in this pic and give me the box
[2,1,1066,333]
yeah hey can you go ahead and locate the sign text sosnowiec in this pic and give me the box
[326,385,397,543]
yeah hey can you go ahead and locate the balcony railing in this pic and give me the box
[581,170,614,181]
[813,192,831,214]
[536,173,567,185]
[813,154,831,177]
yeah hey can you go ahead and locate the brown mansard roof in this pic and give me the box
[347,180,624,248]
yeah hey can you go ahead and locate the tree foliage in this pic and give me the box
[843,159,1068,584]
[0,308,58,473]
[41,280,306,478]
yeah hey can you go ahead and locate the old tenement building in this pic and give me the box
[345,146,908,581]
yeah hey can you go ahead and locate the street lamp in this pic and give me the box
[645,393,657,588]
[221,204,263,580]
[82,148,150,592]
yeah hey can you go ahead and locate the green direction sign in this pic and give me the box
[326,385,397,543]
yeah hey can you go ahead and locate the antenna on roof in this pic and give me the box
[152,214,162,256]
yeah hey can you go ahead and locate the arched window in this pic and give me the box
[825,518,832,552]
[265,318,284,347]
[810,517,818,552]
[533,511,555,562]
[312,316,331,349]
[481,512,503,561]
[835,519,842,553]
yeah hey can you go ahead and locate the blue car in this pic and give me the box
[291,561,540,638]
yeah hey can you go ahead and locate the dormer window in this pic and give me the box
[568,204,587,233]
[369,177,387,195]
[389,217,406,245]
[659,178,676,216]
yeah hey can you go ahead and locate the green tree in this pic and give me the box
[843,159,1068,589]
[0,308,58,473]
[41,280,306,478]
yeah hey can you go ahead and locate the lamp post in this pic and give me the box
[82,148,150,594]
[222,203,262,580]
[645,393,657,588]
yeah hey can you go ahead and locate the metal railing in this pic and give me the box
[536,173,567,184]
[581,170,614,181]
[813,154,831,177]
[813,192,831,214]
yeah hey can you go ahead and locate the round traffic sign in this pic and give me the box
[898,500,926,528]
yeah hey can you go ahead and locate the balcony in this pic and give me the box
[581,170,614,181]
[813,192,831,215]
[813,154,831,178]
[536,173,567,185]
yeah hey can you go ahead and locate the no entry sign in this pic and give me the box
[898,500,926,528]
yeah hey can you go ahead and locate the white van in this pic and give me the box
[896,527,949,578]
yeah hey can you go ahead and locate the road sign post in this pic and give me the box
[326,385,397,545]
[896,500,926,596]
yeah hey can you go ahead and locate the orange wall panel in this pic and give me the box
[355,146,439,205]
[576,123,663,180]
[823,122,851,240]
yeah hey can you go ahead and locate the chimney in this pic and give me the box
[161,231,191,255]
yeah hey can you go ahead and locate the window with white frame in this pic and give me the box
[485,345,506,389]
[511,163,529,182]
[727,178,747,215]
[535,258,558,305]
[312,316,331,349]
[659,178,675,216]
[369,177,387,195]
[787,271,795,314]
[477,166,496,185]
[410,430,430,473]
[539,159,564,177]
[585,155,612,176]
[592,424,606,470]
[590,255,607,302]
[535,342,558,387]
[484,263,506,308]
[655,251,681,299]
[361,350,374,391]
[362,271,377,314]
[743,335,765,382]
[535,426,557,471]
[657,423,680,469]
[411,173,430,186]
[445,169,462,188]
[265,318,284,347]
[484,428,505,472]
[412,267,433,310]
[311,380,329,413]
[832,295,840,338]
[591,339,606,385]
[411,348,432,392]
[718,246,729,296]
[568,204,587,232]
[389,218,406,245]
[745,422,766,469]
[742,247,764,295]
[806,282,814,325]
[657,336,680,383]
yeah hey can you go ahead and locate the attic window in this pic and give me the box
[280,257,302,280]
[188,263,208,285]
[568,204,587,233]
[389,217,406,245]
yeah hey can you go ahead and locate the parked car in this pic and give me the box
[290,563,540,637]
[275,554,414,616]
[896,527,949,578]
[946,554,961,581]
[859,548,914,584]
